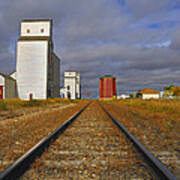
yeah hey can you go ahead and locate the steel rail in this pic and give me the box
[99,103,178,180]
[0,102,90,180]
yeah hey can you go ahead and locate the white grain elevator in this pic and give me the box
[16,19,60,100]
[64,71,81,100]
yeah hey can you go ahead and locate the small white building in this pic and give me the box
[117,94,130,99]
[0,73,17,99]
[16,19,60,100]
[63,71,81,100]
[139,88,160,99]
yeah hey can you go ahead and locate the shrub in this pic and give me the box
[0,101,8,111]
[27,100,41,107]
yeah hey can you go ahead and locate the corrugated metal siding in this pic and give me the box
[113,78,117,97]
[107,79,113,98]
[0,76,5,99]
[76,74,81,99]
[17,41,48,100]
[0,75,17,99]
[64,72,80,100]
[5,78,17,99]
[0,86,3,99]
[99,77,117,99]
[52,53,60,97]
[64,77,76,99]
[99,79,104,98]
[0,75,5,86]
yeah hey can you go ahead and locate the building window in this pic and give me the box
[27,29,30,33]
[41,29,44,33]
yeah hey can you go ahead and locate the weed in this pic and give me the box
[28,100,41,106]
[0,102,8,111]
[166,121,174,130]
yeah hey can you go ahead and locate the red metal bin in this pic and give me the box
[99,76,117,100]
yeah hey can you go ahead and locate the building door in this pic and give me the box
[0,86,3,99]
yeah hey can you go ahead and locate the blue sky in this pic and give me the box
[0,0,180,98]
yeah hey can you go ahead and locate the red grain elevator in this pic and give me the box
[99,75,117,100]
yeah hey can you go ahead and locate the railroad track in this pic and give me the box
[0,101,178,180]
[102,102,180,179]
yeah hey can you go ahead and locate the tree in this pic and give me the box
[173,87,180,96]
[136,89,142,98]
[163,85,180,97]
[164,85,175,91]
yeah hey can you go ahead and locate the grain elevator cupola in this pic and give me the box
[16,19,60,100]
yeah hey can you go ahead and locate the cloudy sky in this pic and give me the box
[0,0,180,98]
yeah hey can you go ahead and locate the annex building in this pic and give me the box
[0,73,17,99]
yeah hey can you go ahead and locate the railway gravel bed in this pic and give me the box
[0,101,88,172]
[102,102,180,179]
[21,101,159,179]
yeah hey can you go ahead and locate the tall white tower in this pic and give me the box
[64,71,81,100]
[16,19,60,100]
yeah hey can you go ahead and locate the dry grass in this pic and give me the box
[0,98,70,112]
[112,99,180,132]
[103,99,180,178]
[116,99,180,114]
